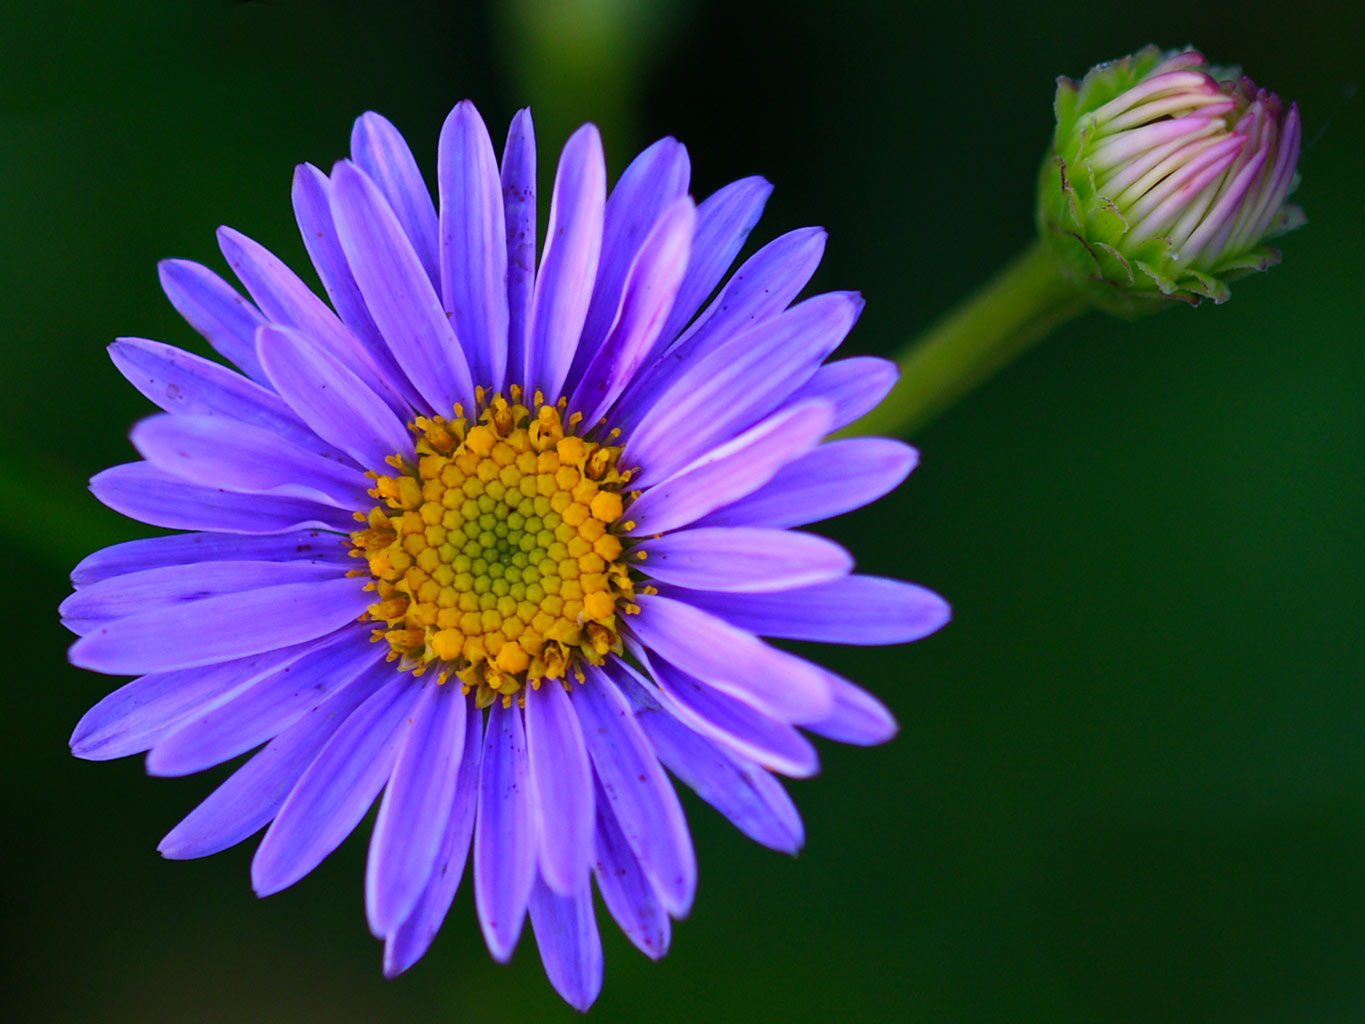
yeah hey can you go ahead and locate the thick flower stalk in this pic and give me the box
[61,102,949,1010]
[1038,46,1304,313]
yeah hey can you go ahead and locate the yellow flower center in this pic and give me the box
[350,388,638,708]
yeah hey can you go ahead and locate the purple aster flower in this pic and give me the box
[62,102,949,1010]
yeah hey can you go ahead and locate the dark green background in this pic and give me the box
[5,1,1363,1020]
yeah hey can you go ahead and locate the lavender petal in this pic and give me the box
[646,653,819,777]
[61,558,348,635]
[591,776,671,959]
[382,698,482,977]
[788,356,898,430]
[799,668,899,745]
[130,413,366,508]
[567,136,690,390]
[330,159,474,415]
[571,196,695,426]
[71,530,349,589]
[251,673,422,896]
[575,663,695,916]
[698,438,917,529]
[158,660,384,860]
[69,577,370,675]
[145,625,379,776]
[654,176,771,348]
[528,876,603,1012]
[637,525,852,594]
[438,100,509,393]
[257,323,413,472]
[292,163,421,409]
[667,575,952,646]
[474,700,536,962]
[89,462,354,534]
[366,679,468,936]
[157,259,269,383]
[217,225,398,408]
[627,291,863,484]
[500,109,537,389]
[108,338,324,455]
[526,124,605,398]
[624,401,831,535]
[351,111,440,288]
[640,713,804,854]
[629,594,833,721]
[525,680,594,895]
[616,227,828,432]
[70,640,321,762]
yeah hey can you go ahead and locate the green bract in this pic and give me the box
[1038,45,1304,315]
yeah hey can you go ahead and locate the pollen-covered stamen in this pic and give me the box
[350,389,637,708]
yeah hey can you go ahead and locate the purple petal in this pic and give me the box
[525,680,594,895]
[292,164,421,409]
[217,226,404,411]
[438,100,509,393]
[292,165,382,345]
[627,291,864,484]
[157,259,269,383]
[567,137,691,391]
[654,176,771,347]
[698,438,917,529]
[528,877,603,1012]
[570,196,696,426]
[526,124,605,398]
[799,668,898,745]
[130,413,366,508]
[591,775,671,959]
[615,667,804,854]
[669,575,952,646]
[474,700,536,962]
[350,111,440,288]
[251,673,423,896]
[659,745,804,854]
[629,594,832,721]
[158,659,384,860]
[69,641,320,762]
[89,462,353,534]
[624,401,832,535]
[575,663,695,916]
[61,558,348,635]
[108,338,325,455]
[616,227,828,432]
[788,356,898,430]
[646,653,819,777]
[382,698,482,977]
[71,530,349,588]
[330,159,474,414]
[665,227,826,361]
[366,680,468,936]
[257,323,413,472]
[501,109,537,388]
[638,526,852,594]
[145,625,380,777]
[69,577,370,675]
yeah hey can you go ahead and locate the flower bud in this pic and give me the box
[1038,46,1303,314]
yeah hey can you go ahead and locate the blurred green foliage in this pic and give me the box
[4,1,1363,1021]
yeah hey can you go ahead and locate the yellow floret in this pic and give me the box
[351,391,638,699]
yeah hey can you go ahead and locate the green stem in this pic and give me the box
[844,240,1087,438]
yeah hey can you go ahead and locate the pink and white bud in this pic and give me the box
[1038,46,1303,313]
